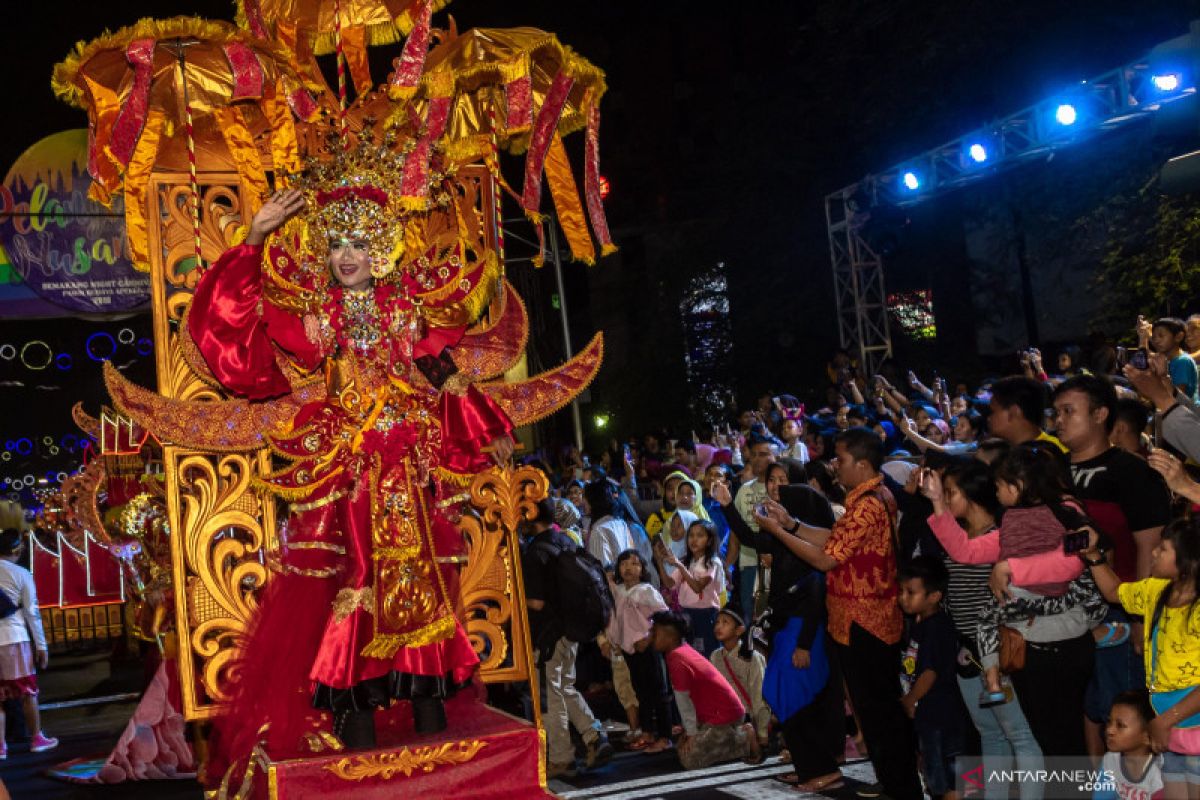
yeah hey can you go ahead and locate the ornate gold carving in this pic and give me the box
[460,466,546,689]
[323,740,489,781]
[168,447,277,719]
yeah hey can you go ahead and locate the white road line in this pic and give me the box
[557,757,789,798]
[561,765,797,800]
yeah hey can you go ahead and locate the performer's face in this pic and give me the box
[328,239,372,291]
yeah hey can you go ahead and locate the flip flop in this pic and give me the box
[796,776,846,793]
[1095,622,1131,649]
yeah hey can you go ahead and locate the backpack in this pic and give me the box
[0,588,19,620]
[534,538,615,644]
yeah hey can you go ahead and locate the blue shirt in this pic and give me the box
[1169,354,1198,401]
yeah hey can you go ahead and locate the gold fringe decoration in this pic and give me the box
[544,133,595,265]
[123,109,167,271]
[358,613,455,659]
[214,106,269,221]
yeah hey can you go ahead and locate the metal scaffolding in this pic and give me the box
[825,22,1199,370]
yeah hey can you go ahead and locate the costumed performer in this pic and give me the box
[197,146,515,792]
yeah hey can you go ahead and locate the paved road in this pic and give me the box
[8,701,876,799]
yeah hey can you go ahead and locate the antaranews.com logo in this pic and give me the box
[957,758,1116,799]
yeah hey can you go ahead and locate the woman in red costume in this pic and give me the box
[194,156,515,792]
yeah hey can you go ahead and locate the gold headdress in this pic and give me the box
[291,138,452,279]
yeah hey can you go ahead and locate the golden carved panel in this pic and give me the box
[460,466,545,702]
[167,447,277,719]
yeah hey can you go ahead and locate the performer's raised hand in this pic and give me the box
[487,435,515,465]
[247,189,307,245]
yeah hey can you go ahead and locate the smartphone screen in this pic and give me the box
[1062,530,1091,555]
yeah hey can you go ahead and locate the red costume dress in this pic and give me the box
[192,243,512,784]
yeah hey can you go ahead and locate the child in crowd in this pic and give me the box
[710,608,769,756]
[645,473,685,539]
[1082,518,1200,800]
[663,520,725,655]
[922,446,1107,705]
[604,550,673,753]
[1094,691,1164,800]
[897,556,967,800]
[0,529,57,757]
[650,611,760,770]
[778,410,810,464]
[671,474,711,524]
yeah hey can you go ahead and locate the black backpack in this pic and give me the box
[534,539,615,644]
[0,589,19,620]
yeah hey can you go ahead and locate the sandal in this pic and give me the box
[627,735,652,751]
[1094,622,1130,649]
[795,772,845,793]
[774,774,802,785]
[644,738,673,754]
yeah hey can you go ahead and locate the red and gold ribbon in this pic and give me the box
[398,80,451,209]
[387,0,433,100]
[106,38,156,168]
[521,70,574,215]
[584,102,616,257]
[223,41,265,100]
[504,74,533,133]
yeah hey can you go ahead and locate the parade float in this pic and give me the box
[47,1,613,796]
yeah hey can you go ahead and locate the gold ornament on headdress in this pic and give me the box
[291,138,452,279]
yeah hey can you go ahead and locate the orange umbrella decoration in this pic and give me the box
[52,17,315,272]
[398,26,616,265]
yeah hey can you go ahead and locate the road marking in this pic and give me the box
[557,756,789,797]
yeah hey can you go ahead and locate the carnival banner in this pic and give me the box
[0,130,149,316]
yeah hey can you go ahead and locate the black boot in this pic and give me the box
[412,696,447,734]
[334,708,377,749]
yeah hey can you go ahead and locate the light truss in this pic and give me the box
[825,24,1199,370]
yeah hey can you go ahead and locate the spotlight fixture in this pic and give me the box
[967,143,988,163]
[1151,73,1181,92]
[1054,104,1078,126]
[902,171,920,191]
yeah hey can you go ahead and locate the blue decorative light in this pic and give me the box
[85,332,117,362]
[902,171,921,191]
[967,143,988,163]
[1055,104,1078,126]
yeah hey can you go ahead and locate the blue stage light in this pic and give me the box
[1055,104,1078,126]
[902,171,920,190]
[1152,73,1181,92]
[968,143,988,163]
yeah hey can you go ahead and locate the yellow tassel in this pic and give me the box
[601,243,618,257]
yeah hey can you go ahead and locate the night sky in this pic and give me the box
[3,1,1200,447]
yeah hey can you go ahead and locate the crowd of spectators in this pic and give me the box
[518,315,1200,800]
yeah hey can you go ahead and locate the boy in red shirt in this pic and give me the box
[650,611,761,769]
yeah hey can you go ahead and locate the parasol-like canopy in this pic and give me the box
[236,0,450,100]
[52,17,316,271]
[400,26,615,264]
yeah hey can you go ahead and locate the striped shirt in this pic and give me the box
[943,555,994,648]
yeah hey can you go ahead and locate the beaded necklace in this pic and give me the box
[341,288,383,356]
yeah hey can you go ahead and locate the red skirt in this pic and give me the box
[0,642,38,699]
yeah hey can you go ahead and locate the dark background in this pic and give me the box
[3,0,1200,463]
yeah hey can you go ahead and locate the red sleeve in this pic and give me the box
[188,244,319,399]
[439,383,514,474]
